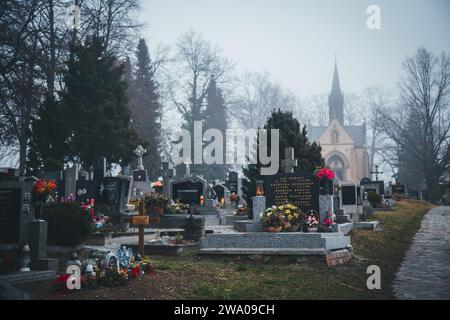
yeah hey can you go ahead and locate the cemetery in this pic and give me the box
[1,0,449,303]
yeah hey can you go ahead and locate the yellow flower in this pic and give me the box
[285,209,291,214]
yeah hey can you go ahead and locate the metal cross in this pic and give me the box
[371,165,383,181]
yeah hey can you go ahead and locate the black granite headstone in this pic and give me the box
[0,188,21,243]
[97,177,123,215]
[93,157,106,181]
[264,172,319,213]
[172,180,204,204]
[133,169,148,182]
[342,186,357,205]
[75,180,98,203]
[213,184,226,200]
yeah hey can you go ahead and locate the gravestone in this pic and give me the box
[264,172,320,213]
[75,179,97,203]
[340,183,361,221]
[132,145,151,195]
[213,183,228,201]
[64,166,78,198]
[172,179,205,205]
[97,177,127,221]
[361,178,385,195]
[0,177,34,248]
[0,188,22,244]
[93,157,107,181]
[228,171,239,194]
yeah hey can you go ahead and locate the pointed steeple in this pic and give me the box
[328,57,344,124]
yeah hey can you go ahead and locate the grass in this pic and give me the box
[147,200,433,299]
[26,200,433,300]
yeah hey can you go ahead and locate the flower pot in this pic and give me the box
[145,207,164,216]
[264,226,282,233]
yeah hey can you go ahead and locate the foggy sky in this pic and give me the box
[140,0,450,96]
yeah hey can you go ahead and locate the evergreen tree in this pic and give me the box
[128,39,162,178]
[200,79,229,181]
[242,110,324,213]
[27,94,71,174]
[62,37,141,169]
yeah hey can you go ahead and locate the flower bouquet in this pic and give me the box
[144,193,169,215]
[314,166,335,195]
[261,207,285,232]
[302,210,319,232]
[33,179,57,203]
[318,210,335,232]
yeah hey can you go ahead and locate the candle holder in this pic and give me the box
[256,180,264,196]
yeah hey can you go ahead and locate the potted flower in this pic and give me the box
[144,193,169,216]
[279,204,302,232]
[261,207,285,232]
[318,210,335,232]
[314,166,335,195]
[302,210,319,232]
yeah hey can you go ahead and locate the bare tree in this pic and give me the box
[303,93,328,126]
[380,47,450,201]
[233,71,301,129]
[363,86,393,172]
[344,92,365,126]
[171,30,233,132]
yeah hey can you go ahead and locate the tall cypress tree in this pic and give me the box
[200,79,229,181]
[127,39,162,179]
[242,110,324,213]
[62,37,141,169]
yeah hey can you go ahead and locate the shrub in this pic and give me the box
[367,191,382,208]
[43,202,91,246]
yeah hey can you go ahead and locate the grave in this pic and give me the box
[200,147,351,256]
[0,175,58,271]
[340,183,363,222]
[170,164,207,206]
[131,145,152,195]
[97,175,133,223]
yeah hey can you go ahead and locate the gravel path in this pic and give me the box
[393,206,450,300]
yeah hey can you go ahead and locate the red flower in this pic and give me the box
[131,265,141,278]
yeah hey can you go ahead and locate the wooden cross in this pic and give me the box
[371,165,383,181]
[132,200,149,257]
[281,147,298,173]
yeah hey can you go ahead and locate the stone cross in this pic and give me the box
[133,145,146,171]
[132,201,150,257]
[281,147,298,173]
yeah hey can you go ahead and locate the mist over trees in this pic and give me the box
[380,48,450,201]
[0,2,448,199]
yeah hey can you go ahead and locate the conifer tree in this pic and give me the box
[242,110,324,213]
[61,37,141,169]
[128,39,162,178]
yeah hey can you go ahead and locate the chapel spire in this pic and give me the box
[328,58,344,124]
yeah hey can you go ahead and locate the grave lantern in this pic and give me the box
[200,195,205,206]
[256,180,264,196]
